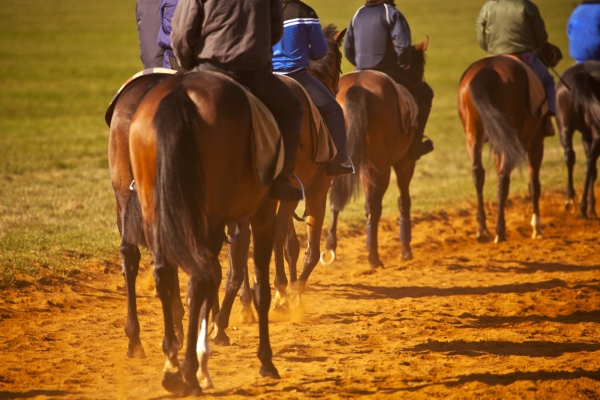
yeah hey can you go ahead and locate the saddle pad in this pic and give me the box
[344,70,419,136]
[277,74,337,163]
[501,54,548,117]
[105,67,177,126]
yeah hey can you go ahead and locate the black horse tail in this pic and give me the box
[153,84,210,279]
[469,67,526,171]
[571,71,600,129]
[330,85,368,212]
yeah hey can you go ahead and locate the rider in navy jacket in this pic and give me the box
[157,0,181,70]
[272,0,353,176]
[345,0,433,161]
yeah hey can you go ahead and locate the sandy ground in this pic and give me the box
[0,191,599,399]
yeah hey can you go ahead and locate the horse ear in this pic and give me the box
[334,28,347,45]
[415,36,429,52]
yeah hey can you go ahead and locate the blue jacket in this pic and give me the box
[345,3,412,70]
[272,0,328,73]
[157,0,178,68]
[568,1,600,63]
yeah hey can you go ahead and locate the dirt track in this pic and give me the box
[1,192,599,399]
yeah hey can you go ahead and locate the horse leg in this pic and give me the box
[559,124,577,212]
[364,171,390,268]
[249,199,280,379]
[494,154,511,243]
[469,144,490,241]
[583,135,600,218]
[213,220,251,346]
[285,217,300,283]
[272,201,297,313]
[154,249,185,395]
[393,158,416,260]
[323,206,340,265]
[528,135,544,239]
[294,175,331,304]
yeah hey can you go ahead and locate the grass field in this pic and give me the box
[0,0,584,286]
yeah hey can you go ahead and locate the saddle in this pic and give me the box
[344,70,419,136]
[277,74,337,163]
[105,69,284,187]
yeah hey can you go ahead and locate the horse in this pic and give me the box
[211,25,346,346]
[556,60,600,218]
[323,38,428,269]
[106,71,185,360]
[128,71,281,395]
[458,55,553,243]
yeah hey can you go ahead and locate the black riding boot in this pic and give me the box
[270,130,303,202]
[407,103,433,161]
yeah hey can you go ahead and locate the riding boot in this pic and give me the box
[543,112,555,137]
[407,103,433,161]
[270,131,303,202]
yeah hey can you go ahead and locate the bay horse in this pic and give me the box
[128,71,280,395]
[324,38,428,269]
[212,25,346,346]
[458,55,553,243]
[106,71,185,360]
[556,60,600,218]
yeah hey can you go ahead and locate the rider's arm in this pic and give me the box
[171,0,203,71]
[389,8,412,70]
[271,0,284,46]
[307,20,328,60]
[344,20,356,66]
[526,1,549,50]
[476,5,489,53]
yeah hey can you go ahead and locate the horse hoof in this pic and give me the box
[400,250,413,261]
[531,231,544,240]
[183,382,203,396]
[162,371,185,395]
[272,302,290,315]
[494,235,506,244]
[369,260,384,269]
[240,307,256,324]
[127,343,147,359]
[476,230,491,243]
[260,364,281,379]
[212,329,231,346]
[320,249,336,265]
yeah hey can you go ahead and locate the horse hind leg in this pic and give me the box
[583,136,600,218]
[560,125,577,212]
[393,158,415,260]
[364,173,390,268]
[272,202,297,314]
[494,158,511,243]
[528,135,544,239]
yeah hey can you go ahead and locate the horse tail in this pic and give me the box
[330,85,368,212]
[571,71,600,129]
[153,84,210,279]
[469,67,526,171]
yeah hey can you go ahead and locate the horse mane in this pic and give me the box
[309,24,342,82]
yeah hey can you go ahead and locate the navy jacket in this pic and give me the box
[272,0,328,73]
[345,3,412,70]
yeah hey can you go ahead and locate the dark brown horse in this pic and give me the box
[128,71,280,395]
[106,71,185,360]
[458,55,553,242]
[211,26,346,346]
[556,60,600,218]
[324,39,428,268]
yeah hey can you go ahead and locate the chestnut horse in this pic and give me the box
[212,26,346,346]
[324,39,428,269]
[556,60,600,218]
[128,72,280,395]
[458,55,552,243]
[106,71,185,360]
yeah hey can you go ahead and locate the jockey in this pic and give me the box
[271,0,353,176]
[157,0,182,71]
[476,0,556,116]
[171,0,304,202]
[344,0,434,161]
[136,0,164,68]
[568,0,600,63]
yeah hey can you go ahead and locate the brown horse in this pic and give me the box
[324,39,428,269]
[128,71,280,395]
[458,55,552,242]
[106,71,185,360]
[211,26,346,346]
[556,60,600,218]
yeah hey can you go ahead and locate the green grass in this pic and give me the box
[0,0,588,286]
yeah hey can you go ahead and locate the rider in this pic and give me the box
[271,0,353,176]
[344,0,434,161]
[136,0,164,68]
[171,0,304,202]
[476,0,556,117]
[157,0,182,71]
[568,0,600,63]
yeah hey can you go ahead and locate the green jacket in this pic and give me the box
[476,0,548,54]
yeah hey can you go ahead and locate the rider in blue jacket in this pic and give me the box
[568,0,600,63]
[345,0,433,161]
[272,0,353,176]
[157,0,181,71]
